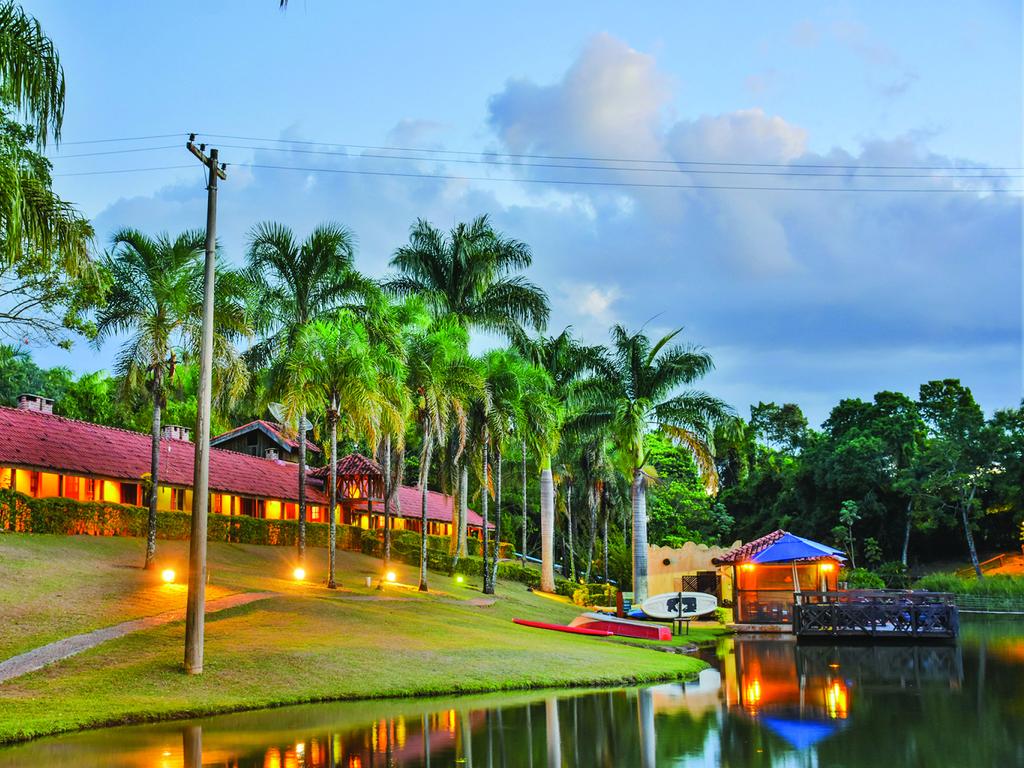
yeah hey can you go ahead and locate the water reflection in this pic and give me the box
[0,621,1020,767]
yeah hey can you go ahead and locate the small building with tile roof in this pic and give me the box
[712,529,845,628]
[210,419,321,462]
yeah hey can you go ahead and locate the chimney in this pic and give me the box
[265,448,279,461]
[17,394,54,414]
[161,425,191,442]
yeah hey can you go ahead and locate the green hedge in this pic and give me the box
[571,582,617,607]
[0,489,520,581]
[914,572,1024,597]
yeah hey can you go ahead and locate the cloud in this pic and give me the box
[75,33,1020,427]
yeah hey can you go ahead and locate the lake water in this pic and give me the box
[1,619,1021,767]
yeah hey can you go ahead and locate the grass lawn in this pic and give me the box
[0,533,719,744]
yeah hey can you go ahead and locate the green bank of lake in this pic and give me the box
[1,619,1021,767]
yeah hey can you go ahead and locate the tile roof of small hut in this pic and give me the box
[309,453,382,479]
[712,530,787,565]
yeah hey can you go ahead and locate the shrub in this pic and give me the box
[914,572,1024,597]
[876,561,911,589]
[843,567,885,590]
[571,582,617,607]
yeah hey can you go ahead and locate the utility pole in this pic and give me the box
[184,134,226,675]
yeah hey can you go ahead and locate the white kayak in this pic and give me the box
[640,591,717,620]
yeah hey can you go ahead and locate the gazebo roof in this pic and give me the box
[712,529,845,565]
[309,453,382,479]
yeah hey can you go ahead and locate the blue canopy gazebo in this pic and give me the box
[713,530,847,627]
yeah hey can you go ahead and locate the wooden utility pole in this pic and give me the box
[184,134,226,675]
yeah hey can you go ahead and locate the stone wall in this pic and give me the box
[647,540,741,596]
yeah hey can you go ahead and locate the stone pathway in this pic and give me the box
[0,591,276,684]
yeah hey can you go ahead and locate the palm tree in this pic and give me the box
[1,2,92,308]
[513,364,559,570]
[246,221,374,567]
[405,321,481,591]
[386,215,549,559]
[469,349,536,593]
[572,326,732,602]
[514,329,607,592]
[95,229,249,568]
[284,314,399,588]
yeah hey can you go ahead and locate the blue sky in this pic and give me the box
[20,0,1024,425]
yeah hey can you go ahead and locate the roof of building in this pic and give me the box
[308,453,382,479]
[395,485,487,528]
[210,419,321,454]
[712,529,844,565]
[0,406,488,528]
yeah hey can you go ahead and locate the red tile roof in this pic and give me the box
[309,453,382,479]
[211,419,321,454]
[396,485,487,529]
[0,406,327,504]
[712,530,786,565]
[0,406,489,528]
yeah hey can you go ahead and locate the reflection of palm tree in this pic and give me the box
[637,688,656,768]
[545,698,561,768]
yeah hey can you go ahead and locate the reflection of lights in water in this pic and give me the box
[263,747,282,768]
[397,716,407,748]
[826,680,849,719]
[448,708,457,734]
[744,678,762,709]
[348,756,363,768]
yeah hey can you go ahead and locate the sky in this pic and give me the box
[18,0,1024,426]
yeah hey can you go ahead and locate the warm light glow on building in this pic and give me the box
[741,563,756,572]
[386,570,397,582]
[819,562,835,572]
[161,568,175,583]
[293,567,306,581]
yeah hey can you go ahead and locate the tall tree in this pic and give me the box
[284,314,398,588]
[514,329,607,591]
[95,229,249,568]
[918,380,993,578]
[386,214,549,560]
[405,322,481,591]
[1,3,95,344]
[246,221,373,567]
[572,326,731,602]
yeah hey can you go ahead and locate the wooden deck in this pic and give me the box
[793,590,959,641]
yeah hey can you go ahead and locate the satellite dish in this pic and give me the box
[268,402,313,433]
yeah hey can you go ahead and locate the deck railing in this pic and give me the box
[793,590,958,639]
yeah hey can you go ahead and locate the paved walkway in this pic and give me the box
[0,591,276,684]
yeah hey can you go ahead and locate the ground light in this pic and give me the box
[455,575,465,584]
[293,567,306,581]
[385,571,397,582]
[161,568,176,584]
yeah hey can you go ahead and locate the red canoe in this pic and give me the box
[569,612,672,641]
[512,618,613,637]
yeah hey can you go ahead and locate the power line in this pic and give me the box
[236,161,1021,193]
[212,141,1021,179]
[50,161,1020,192]
[47,145,180,159]
[54,164,194,177]
[201,131,1022,172]
[56,133,185,146]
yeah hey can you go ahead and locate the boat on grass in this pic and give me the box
[512,618,612,637]
[570,612,672,641]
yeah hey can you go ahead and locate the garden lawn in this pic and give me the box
[0,533,713,744]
